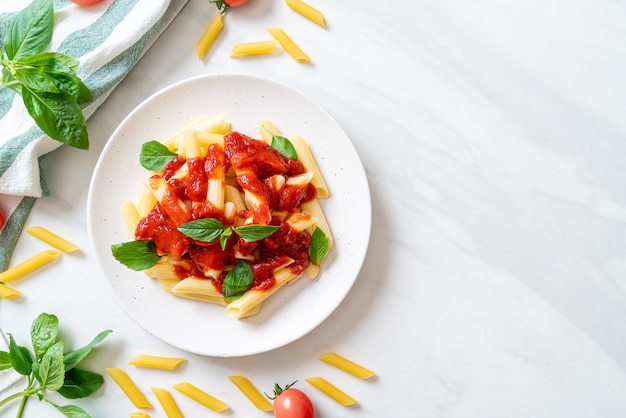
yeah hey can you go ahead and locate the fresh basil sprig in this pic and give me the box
[110,240,160,271]
[263,126,298,160]
[0,0,93,150]
[140,140,177,171]
[0,313,111,418]
[222,260,253,301]
[308,227,329,265]
[178,218,280,250]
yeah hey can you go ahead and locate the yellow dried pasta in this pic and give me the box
[197,12,224,59]
[128,355,185,370]
[230,40,278,57]
[173,381,229,412]
[228,376,273,411]
[305,376,357,406]
[0,250,61,283]
[319,352,375,379]
[26,226,79,252]
[0,283,21,299]
[267,28,310,62]
[106,368,152,409]
[285,0,326,27]
[152,387,183,418]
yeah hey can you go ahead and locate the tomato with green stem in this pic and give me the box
[210,0,250,13]
[267,382,316,418]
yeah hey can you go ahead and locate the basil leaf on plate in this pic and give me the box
[222,261,253,301]
[234,224,280,242]
[110,240,160,271]
[308,227,329,265]
[178,218,226,242]
[270,134,298,160]
[140,140,177,171]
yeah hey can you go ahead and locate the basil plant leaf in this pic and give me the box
[38,340,65,391]
[178,218,226,242]
[3,0,53,60]
[50,403,90,418]
[308,227,329,265]
[234,224,280,242]
[220,227,232,250]
[57,368,104,399]
[270,134,298,160]
[222,261,253,301]
[140,140,177,171]
[111,240,160,271]
[63,329,112,371]
[8,333,33,376]
[0,351,12,371]
[31,312,59,361]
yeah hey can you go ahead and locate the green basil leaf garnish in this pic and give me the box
[220,227,232,250]
[57,368,104,399]
[308,227,329,265]
[178,218,226,242]
[234,224,280,242]
[110,240,160,271]
[222,261,253,301]
[3,0,53,60]
[8,334,33,376]
[30,313,58,361]
[271,134,298,160]
[139,140,177,171]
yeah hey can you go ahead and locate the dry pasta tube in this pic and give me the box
[305,377,357,406]
[267,28,310,62]
[0,250,61,283]
[25,226,79,253]
[285,0,325,27]
[230,40,278,57]
[197,12,224,59]
[128,355,185,370]
[173,381,229,412]
[319,352,375,379]
[152,387,182,418]
[106,368,153,409]
[129,412,150,418]
[0,283,21,299]
[228,376,273,411]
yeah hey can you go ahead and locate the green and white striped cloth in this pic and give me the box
[0,0,188,272]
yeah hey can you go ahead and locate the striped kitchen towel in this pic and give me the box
[0,0,188,272]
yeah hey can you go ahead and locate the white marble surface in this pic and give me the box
[2,0,626,416]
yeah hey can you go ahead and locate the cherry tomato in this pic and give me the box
[69,0,106,5]
[268,382,316,418]
[225,0,249,5]
[211,0,249,13]
[0,208,4,229]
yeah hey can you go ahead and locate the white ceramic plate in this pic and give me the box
[87,74,371,357]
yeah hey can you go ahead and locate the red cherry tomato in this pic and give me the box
[69,0,106,5]
[268,383,316,418]
[0,208,4,229]
[225,0,249,6]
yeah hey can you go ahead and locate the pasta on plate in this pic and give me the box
[111,114,332,319]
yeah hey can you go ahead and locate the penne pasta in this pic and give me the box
[290,134,329,198]
[305,377,357,406]
[301,199,333,249]
[25,226,79,253]
[128,355,185,370]
[106,368,153,409]
[230,40,278,57]
[0,283,21,299]
[285,0,326,27]
[129,412,150,418]
[319,352,375,379]
[171,277,227,305]
[267,27,310,62]
[121,201,141,236]
[196,12,224,59]
[259,119,281,144]
[0,250,61,283]
[152,387,183,418]
[228,376,273,411]
[173,381,229,412]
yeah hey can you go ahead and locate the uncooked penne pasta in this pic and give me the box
[228,376,273,411]
[305,377,357,406]
[285,0,325,27]
[26,226,79,253]
[0,283,21,299]
[230,40,278,57]
[129,412,150,418]
[267,28,310,62]
[0,250,61,283]
[197,12,224,59]
[152,387,182,418]
[128,355,185,370]
[319,352,375,379]
[173,381,229,412]
[106,368,153,409]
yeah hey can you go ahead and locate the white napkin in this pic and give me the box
[0,0,189,271]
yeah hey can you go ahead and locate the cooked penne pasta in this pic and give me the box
[305,377,357,406]
[25,226,79,253]
[0,283,21,299]
[196,12,224,59]
[106,368,153,409]
[152,387,182,418]
[267,27,310,62]
[173,381,229,412]
[128,355,185,370]
[135,186,158,219]
[285,0,326,27]
[290,134,329,198]
[0,250,61,283]
[301,199,333,249]
[230,40,278,57]
[121,201,141,236]
[319,352,375,379]
[171,277,227,305]
[228,376,273,411]
[259,119,281,144]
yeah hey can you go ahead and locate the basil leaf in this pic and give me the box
[220,227,232,250]
[0,351,12,371]
[12,66,59,93]
[38,340,65,391]
[3,0,53,60]
[222,261,253,301]
[308,227,329,265]
[111,240,160,271]
[234,224,280,242]
[57,368,104,399]
[63,329,112,371]
[51,403,90,418]
[31,313,58,361]
[8,333,33,376]
[270,134,298,160]
[21,88,89,150]
[178,218,226,242]
[140,140,177,171]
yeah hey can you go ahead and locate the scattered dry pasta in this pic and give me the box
[285,0,326,27]
[26,226,79,252]
[173,381,229,412]
[319,352,375,379]
[228,376,273,411]
[267,28,310,62]
[196,12,224,59]
[106,368,153,409]
[128,355,185,370]
[0,283,21,299]
[152,387,183,418]
[230,40,278,57]
[305,376,357,406]
[0,250,61,283]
